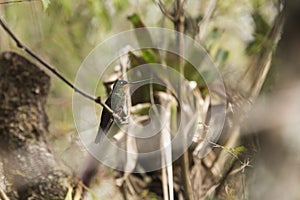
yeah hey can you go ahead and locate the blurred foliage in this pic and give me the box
[246,11,270,55]
[41,0,50,10]
[0,0,281,199]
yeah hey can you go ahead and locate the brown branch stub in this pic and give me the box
[174,0,186,21]
[95,96,122,122]
[95,96,113,114]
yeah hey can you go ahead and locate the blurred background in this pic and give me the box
[1,0,299,199]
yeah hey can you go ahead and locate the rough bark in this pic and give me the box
[0,52,70,199]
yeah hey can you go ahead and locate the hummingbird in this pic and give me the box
[94,80,130,144]
[82,79,150,187]
[82,80,133,188]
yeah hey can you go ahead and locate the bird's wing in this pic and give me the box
[94,96,114,144]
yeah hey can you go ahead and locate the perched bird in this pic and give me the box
[82,80,130,186]
[94,80,130,144]
[81,79,150,187]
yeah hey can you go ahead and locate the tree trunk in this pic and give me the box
[0,52,70,199]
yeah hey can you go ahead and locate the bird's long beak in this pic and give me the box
[123,84,130,89]
[127,78,153,85]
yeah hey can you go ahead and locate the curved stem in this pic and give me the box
[0,18,115,115]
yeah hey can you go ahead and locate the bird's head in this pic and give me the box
[112,78,152,92]
[112,80,129,90]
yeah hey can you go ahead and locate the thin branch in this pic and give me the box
[174,0,186,21]
[229,159,252,176]
[0,18,116,116]
[214,158,237,196]
[155,0,176,21]
[173,0,193,199]
[0,0,38,5]
[0,18,94,101]
[198,0,217,41]
[174,0,185,76]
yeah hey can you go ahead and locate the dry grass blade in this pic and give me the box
[158,92,176,200]
[64,184,73,200]
[0,188,10,200]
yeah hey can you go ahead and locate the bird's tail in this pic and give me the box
[94,128,104,144]
[80,154,100,187]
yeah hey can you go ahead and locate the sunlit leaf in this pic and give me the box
[215,48,229,66]
[41,0,50,10]
[234,146,246,154]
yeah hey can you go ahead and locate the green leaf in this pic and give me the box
[127,13,145,28]
[246,11,271,55]
[234,145,246,154]
[253,11,270,35]
[215,48,229,66]
[141,49,159,63]
[246,33,265,55]
[205,28,222,50]
[128,13,161,63]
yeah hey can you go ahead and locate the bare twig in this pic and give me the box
[0,18,116,116]
[174,0,185,83]
[214,158,237,196]
[198,0,217,41]
[174,0,186,21]
[229,159,252,176]
[155,0,176,21]
[179,151,194,200]
[0,0,38,5]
